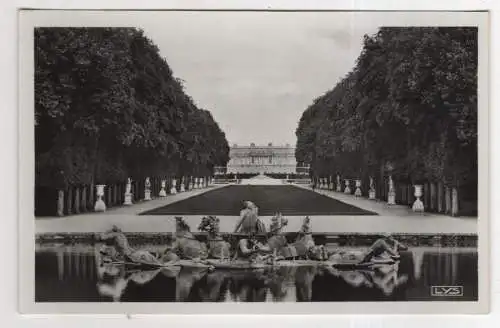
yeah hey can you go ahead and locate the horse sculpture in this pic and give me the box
[162,217,209,261]
[198,216,231,259]
[255,214,319,261]
[273,216,321,260]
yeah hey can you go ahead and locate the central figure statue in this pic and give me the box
[233,201,267,234]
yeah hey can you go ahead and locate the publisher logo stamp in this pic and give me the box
[431,286,464,297]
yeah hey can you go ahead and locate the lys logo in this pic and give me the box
[431,286,464,296]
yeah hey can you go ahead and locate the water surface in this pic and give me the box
[35,242,477,302]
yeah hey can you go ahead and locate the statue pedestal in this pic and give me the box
[94,199,106,212]
[180,184,185,192]
[159,180,167,197]
[170,187,177,195]
[144,190,152,201]
[354,180,362,197]
[344,180,351,194]
[412,199,424,212]
[387,191,396,205]
[124,193,133,205]
[369,190,376,200]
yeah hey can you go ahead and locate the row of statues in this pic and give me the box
[94,176,214,212]
[313,175,425,212]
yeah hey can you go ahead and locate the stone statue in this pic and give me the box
[144,177,152,201]
[387,176,396,205]
[126,178,132,194]
[170,178,177,195]
[354,179,362,197]
[124,178,133,205]
[369,177,376,200]
[94,184,106,212]
[412,185,424,212]
[180,177,186,192]
[159,179,167,197]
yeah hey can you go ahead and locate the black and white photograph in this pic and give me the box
[19,9,488,314]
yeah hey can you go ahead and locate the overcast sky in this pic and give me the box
[141,12,381,146]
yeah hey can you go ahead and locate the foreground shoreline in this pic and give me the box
[36,232,478,248]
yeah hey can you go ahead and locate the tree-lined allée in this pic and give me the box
[35,27,230,189]
[35,27,229,215]
[295,27,477,214]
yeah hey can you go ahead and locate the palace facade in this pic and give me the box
[225,143,298,174]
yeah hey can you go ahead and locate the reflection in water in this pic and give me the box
[35,244,478,302]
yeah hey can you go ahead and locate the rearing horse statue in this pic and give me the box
[266,215,319,260]
[162,217,208,261]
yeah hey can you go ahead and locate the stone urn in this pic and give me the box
[159,179,167,197]
[144,177,152,201]
[412,184,424,212]
[354,179,362,197]
[124,178,133,205]
[344,179,351,194]
[94,184,106,212]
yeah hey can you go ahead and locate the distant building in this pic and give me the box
[224,143,298,174]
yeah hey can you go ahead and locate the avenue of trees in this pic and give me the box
[296,27,477,211]
[35,27,229,213]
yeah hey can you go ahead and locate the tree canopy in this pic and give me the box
[295,27,477,187]
[35,27,229,189]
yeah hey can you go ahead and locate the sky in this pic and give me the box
[140,12,381,147]
[26,10,484,147]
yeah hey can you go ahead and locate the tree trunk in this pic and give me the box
[74,187,80,214]
[430,182,436,212]
[437,182,444,213]
[452,187,459,217]
[81,186,87,213]
[66,188,73,215]
[445,186,452,215]
[57,190,65,217]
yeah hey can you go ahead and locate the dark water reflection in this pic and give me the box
[35,244,477,302]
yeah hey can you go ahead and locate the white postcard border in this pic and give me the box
[18,9,490,314]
